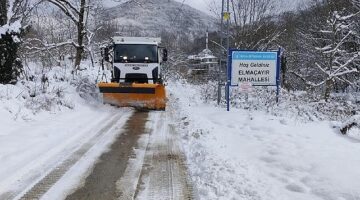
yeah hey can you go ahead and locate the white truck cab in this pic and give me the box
[105,37,167,84]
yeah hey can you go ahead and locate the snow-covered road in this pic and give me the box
[63,110,194,200]
[0,100,194,200]
[135,111,194,200]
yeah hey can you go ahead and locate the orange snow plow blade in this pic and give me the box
[98,82,166,110]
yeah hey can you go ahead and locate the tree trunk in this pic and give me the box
[0,0,7,26]
[74,46,84,71]
[324,79,333,102]
[281,56,288,90]
[74,0,86,71]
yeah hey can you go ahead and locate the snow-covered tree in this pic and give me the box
[351,0,360,91]
[290,0,359,101]
[0,0,35,84]
[43,0,88,71]
[353,0,360,9]
[22,0,106,71]
[22,7,73,67]
[315,11,358,100]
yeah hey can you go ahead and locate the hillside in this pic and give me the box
[103,0,217,38]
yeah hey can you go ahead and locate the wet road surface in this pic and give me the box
[66,111,149,200]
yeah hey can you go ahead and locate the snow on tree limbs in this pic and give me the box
[288,0,360,101]
[0,0,33,84]
[45,0,88,71]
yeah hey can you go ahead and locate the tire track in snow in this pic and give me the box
[0,110,121,200]
[64,111,149,200]
[135,112,195,200]
[17,112,128,200]
[116,133,150,200]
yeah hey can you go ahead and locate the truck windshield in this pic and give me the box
[114,44,158,63]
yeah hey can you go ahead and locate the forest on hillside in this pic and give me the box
[189,0,360,103]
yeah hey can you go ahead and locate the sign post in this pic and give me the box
[226,48,232,111]
[276,48,281,103]
[226,50,281,111]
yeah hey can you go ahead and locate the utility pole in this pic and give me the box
[206,29,209,49]
[225,0,230,111]
[217,0,231,105]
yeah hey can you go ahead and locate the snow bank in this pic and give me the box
[168,79,360,200]
[0,60,130,197]
[0,61,105,122]
[340,115,360,139]
[0,21,21,38]
[198,81,360,122]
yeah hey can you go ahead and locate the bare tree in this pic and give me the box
[232,0,275,28]
[45,0,88,71]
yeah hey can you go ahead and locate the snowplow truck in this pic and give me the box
[98,37,168,110]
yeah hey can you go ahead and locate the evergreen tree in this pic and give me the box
[0,0,23,84]
[0,32,22,84]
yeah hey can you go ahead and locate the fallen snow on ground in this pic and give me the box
[0,62,131,198]
[40,108,133,200]
[168,80,360,200]
[0,99,132,197]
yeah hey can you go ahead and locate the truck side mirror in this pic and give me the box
[162,48,168,62]
[104,47,110,62]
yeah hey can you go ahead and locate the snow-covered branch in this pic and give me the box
[331,53,359,76]
[23,39,75,53]
[353,0,360,10]
[1,0,27,36]
[47,0,79,23]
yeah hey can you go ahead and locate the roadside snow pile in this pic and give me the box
[0,84,33,123]
[0,61,127,198]
[340,115,360,139]
[198,81,360,122]
[168,80,360,200]
[0,61,104,122]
